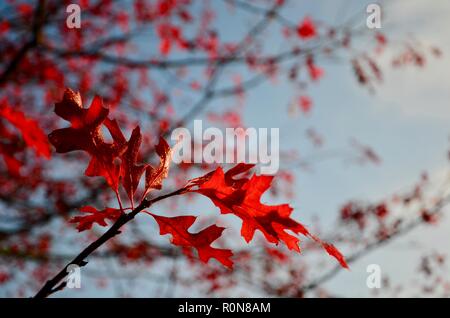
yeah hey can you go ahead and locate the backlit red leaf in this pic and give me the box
[322,242,349,269]
[150,213,233,268]
[70,206,123,232]
[121,126,147,203]
[189,165,348,267]
[49,89,109,154]
[144,137,171,196]
[192,167,310,250]
[49,89,127,190]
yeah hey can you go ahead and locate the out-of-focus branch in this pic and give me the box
[297,193,450,295]
[0,0,46,85]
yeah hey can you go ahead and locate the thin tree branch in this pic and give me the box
[0,0,46,85]
[33,186,187,298]
[297,193,450,295]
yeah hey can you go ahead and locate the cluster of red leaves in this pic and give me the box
[0,233,52,286]
[134,0,221,57]
[340,202,390,230]
[48,88,347,270]
[157,23,189,55]
[339,172,435,245]
[186,164,348,268]
[1,234,51,258]
[48,88,170,199]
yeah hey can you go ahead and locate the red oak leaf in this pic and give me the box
[143,137,171,196]
[191,166,310,251]
[121,126,147,203]
[49,88,108,154]
[70,206,123,232]
[297,16,316,39]
[49,89,127,189]
[150,213,233,268]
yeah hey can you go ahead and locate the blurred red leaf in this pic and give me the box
[0,103,51,159]
[297,16,317,39]
[298,96,312,114]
